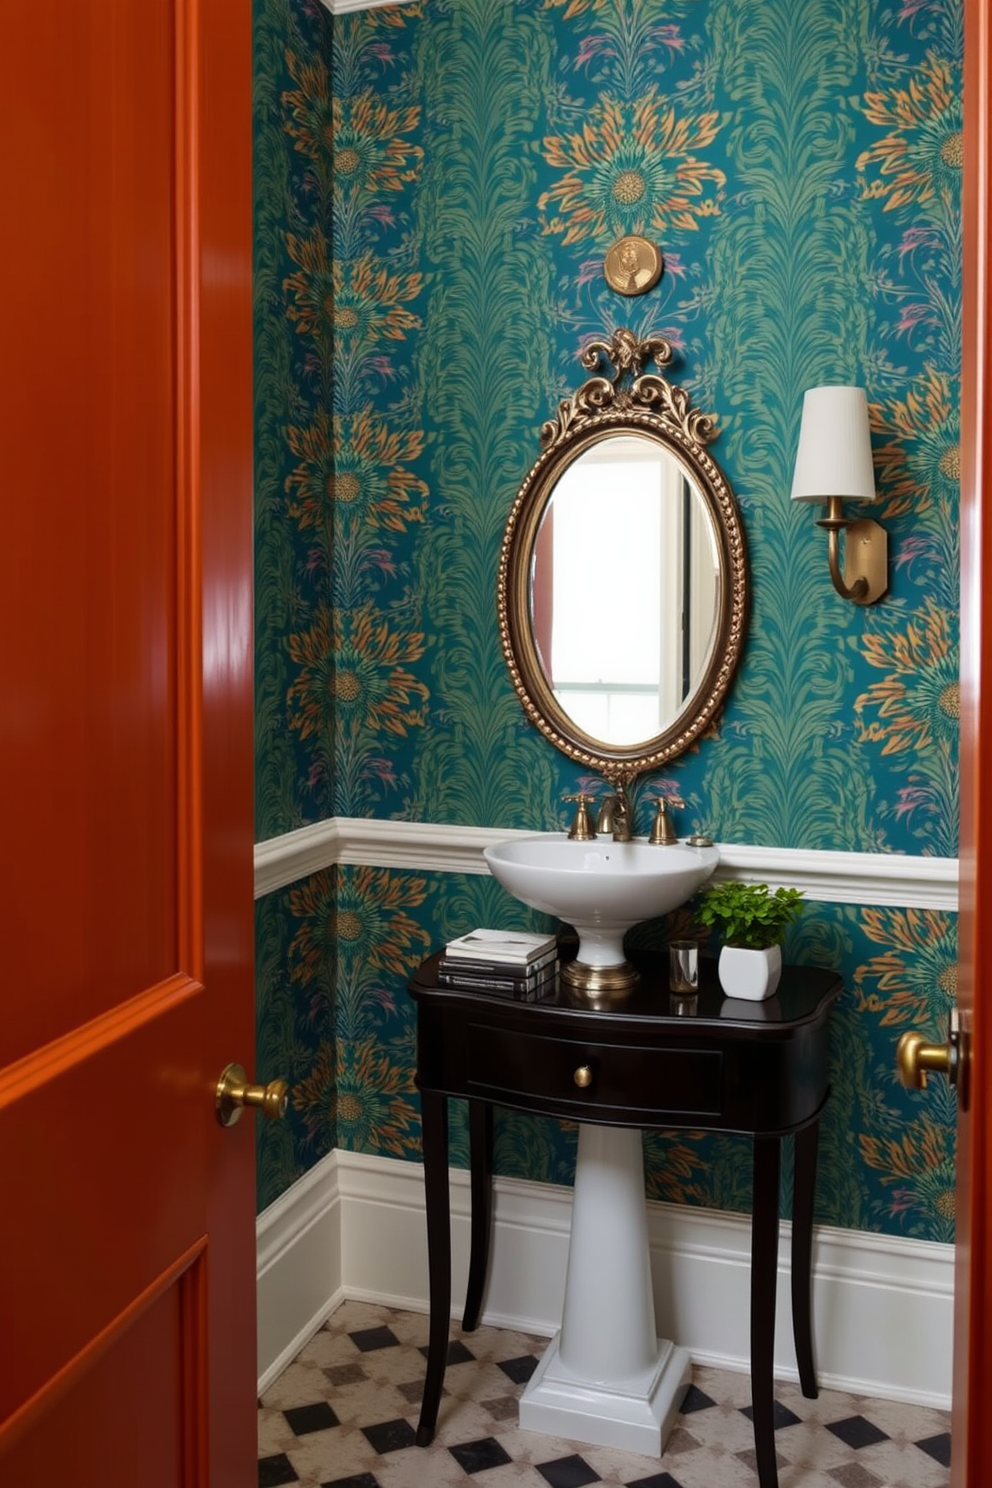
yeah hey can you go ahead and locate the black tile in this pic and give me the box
[320,1476,381,1488]
[361,1417,418,1454]
[258,1454,299,1488]
[498,1354,540,1384]
[418,1339,476,1365]
[349,1326,401,1353]
[284,1401,340,1436]
[740,1400,802,1430]
[679,1384,717,1414]
[916,1431,952,1467]
[448,1437,514,1474]
[825,1415,890,1450]
[626,1475,685,1488]
[536,1453,600,1488]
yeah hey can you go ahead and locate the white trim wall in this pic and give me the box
[254,815,959,909]
[322,0,419,12]
[257,1149,954,1407]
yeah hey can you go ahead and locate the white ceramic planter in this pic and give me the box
[717,943,782,1001]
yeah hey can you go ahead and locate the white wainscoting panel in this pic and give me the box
[257,1152,954,1408]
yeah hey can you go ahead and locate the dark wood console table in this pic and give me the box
[408,953,840,1488]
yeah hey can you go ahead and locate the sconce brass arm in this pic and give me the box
[814,496,888,606]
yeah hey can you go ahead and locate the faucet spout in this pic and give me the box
[596,782,632,841]
[615,785,633,845]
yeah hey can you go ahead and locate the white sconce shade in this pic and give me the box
[790,386,877,505]
[791,384,887,604]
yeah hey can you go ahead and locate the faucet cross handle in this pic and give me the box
[564,793,596,841]
[649,795,682,846]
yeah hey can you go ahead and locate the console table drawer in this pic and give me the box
[465,1023,723,1118]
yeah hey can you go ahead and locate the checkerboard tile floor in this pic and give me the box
[258,1301,950,1488]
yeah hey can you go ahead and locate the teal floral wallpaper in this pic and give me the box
[252,0,961,1241]
[255,0,335,836]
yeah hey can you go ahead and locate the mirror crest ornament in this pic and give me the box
[497,328,749,789]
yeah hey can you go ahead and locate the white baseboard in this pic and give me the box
[256,1155,344,1395]
[256,1150,954,1408]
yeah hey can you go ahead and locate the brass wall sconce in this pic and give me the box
[791,385,888,605]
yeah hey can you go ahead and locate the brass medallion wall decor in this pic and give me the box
[497,328,748,790]
[603,236,663,296]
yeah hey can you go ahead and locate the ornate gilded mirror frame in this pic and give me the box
[497,328,749,784]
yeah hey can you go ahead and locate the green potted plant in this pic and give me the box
[696,881,804,1000]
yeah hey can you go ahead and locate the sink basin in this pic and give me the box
[483,833,719,996]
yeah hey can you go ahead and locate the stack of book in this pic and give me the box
[437,929,558,999]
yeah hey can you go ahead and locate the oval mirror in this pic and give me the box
[498,329,748,782]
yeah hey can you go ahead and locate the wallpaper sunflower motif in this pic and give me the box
[253,0,961,1239]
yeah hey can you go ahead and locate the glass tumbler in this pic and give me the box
[669,939,699,993]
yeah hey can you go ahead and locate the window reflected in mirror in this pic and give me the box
[529,435,720,749]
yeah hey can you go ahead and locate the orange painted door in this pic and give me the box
[953,1,990,1482]
[0,2,256,1484]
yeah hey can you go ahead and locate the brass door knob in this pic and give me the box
[896,1009,968,1109]
[574,1064,593,1089]
[216,1063,289,1127]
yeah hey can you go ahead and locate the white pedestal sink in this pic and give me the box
[482,831,719,1454]
[483,832,718,996]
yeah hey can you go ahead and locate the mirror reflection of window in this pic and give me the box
[530,436,719,748]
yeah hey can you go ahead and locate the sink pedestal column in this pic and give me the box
[519,1123,690,1455]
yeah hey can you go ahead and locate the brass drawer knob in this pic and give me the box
[574,1064,593,1089]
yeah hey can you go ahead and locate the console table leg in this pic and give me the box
[751,1136,781,1488]
[462,1101,493,1332]
[791,1118,820,1399]
[417,1091,450,1447]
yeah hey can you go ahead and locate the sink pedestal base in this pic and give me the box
[520,1333,691,1455]
[519,1122,689,1455]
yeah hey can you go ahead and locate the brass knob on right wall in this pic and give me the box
[896,1009,969,1110]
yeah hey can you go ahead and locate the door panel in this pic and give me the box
[2,0,180,1060]
[2,986,206,1431]
[0,1,255,1482]
[3,1277,193,1488]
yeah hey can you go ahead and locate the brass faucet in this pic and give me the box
[595,783,632,841]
